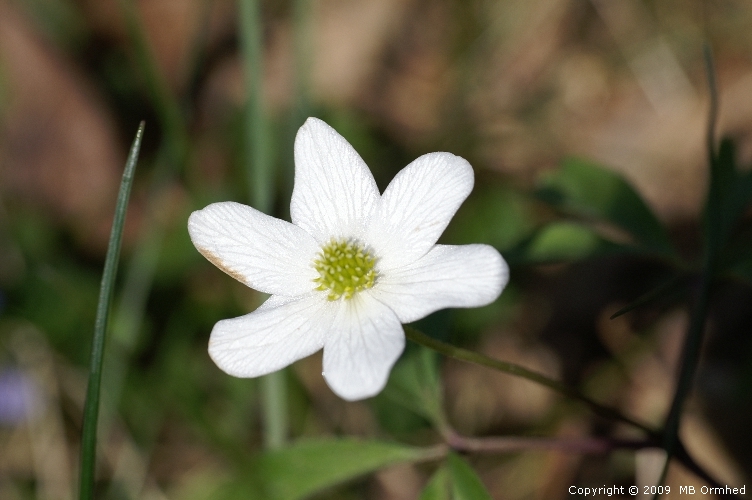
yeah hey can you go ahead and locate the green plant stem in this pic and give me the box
[404,326,657,437]
[79,122,144,500]
[261,370,287,450]
[291,0,312,121]
[239,0,273,212]
[674,441,730,495]
[444,430,654,454]
[277,0,313,221]
[238,0,285,450]
[655,273,712,489]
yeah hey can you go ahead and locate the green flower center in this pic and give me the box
[313,238,378,301]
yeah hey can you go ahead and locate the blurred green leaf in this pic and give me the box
[380,346,446,429]
[705,138,752,263]
[537,158,673,254]
[154,210,202,284]
[208,475,263,500]
[522,221,623,263]
[256,438,440,500]
[419,466,451,500]
[447,184,537,251]
[451,285,518,341]
[174,470,262,500]
[447,453,492,500]
[705,138,735,252]
[9,209,57,264]
[17,263,99,364]
[21,0,87,49]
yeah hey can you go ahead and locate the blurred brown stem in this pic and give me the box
[444,430,654,454]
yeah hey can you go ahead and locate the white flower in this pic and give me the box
[188,118,508,401]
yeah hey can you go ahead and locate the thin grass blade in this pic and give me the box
[609,274,686,320]
[79,122,145,500]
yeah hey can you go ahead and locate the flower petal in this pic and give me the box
[290,117,380,241]
[188,202,319,296]
[365,152,474,270]
[208,294,333,377]
[322,294,405,401]
[370,244,508,323]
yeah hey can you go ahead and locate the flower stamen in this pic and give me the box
[313,238,377,300]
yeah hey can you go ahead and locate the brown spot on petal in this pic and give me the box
[197,247,247,284]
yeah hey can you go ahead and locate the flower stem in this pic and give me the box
[444,430,654,454]
[79,123,144,500]
[239,0,273,212]
[653,273,712,491]
[238,0,286,449]
[291,0,312,123]
[404,326,657,436]
[282,0,312,206]
[261,371,287,450]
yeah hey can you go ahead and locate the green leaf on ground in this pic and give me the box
[256,438,441,500]
[705,138,752,261]
[419,466,451,500]
[522,221,624,263]
[447,453,492,500]
[448,184,537,251]
[537,158,673,254]
[380,347,446,428]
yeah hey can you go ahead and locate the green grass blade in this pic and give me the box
[609,274,686,319]
[79,122,145,500]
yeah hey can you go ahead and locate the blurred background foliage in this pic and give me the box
[1,0,751,498]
